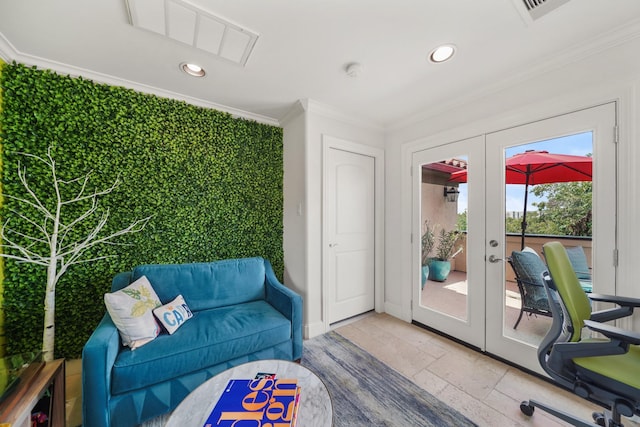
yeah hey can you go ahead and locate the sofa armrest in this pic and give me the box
[264,260,303,360]
[82,313,122,427]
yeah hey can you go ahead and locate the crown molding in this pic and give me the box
[279,100,307,127]
[280,98,384,132]
[0,32,16,62]
[0,33,280,127]
[303,99,384,132]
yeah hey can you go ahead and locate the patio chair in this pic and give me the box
[565,245,593,293]
[508,249,552,329]
[520,241,640,426]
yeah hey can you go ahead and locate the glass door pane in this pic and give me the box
[412,136,485,350]
[502,132,593,347]
[419,161,468,321]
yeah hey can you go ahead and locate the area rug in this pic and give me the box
[142,331,477,426]
[301,331,477,426]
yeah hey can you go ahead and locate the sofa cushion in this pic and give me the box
[131,258,266,311]
[104,276,162,350]
[111,300,292,394]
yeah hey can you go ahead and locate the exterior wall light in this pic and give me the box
[443,186,459,203]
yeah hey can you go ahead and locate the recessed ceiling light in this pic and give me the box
[180,62,206,77]
[429,44,456,63]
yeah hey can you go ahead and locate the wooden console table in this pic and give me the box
[0,359,65,427]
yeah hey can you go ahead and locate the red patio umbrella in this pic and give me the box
[449,150,592,250]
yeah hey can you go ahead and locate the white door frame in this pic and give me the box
[322,135,385,332]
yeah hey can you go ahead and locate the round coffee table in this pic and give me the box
[166,360,333,426]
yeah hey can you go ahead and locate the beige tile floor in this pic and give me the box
[332,312,639,427]
[65,312,639,427]
[421,271,553,347]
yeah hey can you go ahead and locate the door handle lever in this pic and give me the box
[488,255,503,263]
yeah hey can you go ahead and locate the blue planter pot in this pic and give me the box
[421,265,429,289]
[428,260,451,282]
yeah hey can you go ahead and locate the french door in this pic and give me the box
[412,103,616,373]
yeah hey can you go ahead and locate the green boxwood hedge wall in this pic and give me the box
[0,62,284,359]
[0,57,5,355]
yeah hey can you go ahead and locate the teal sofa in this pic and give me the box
[82,257,303,427]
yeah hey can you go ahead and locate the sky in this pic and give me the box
[456,131,592,214]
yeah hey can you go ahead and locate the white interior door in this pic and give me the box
[324,143,376,324]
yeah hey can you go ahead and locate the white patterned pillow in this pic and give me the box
[153,294,193,334]
[104,275,162,349]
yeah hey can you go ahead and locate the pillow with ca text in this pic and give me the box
[153,294,193,335]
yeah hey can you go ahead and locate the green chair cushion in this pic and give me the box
[574,344,640,389]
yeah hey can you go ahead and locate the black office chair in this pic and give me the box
[508,249,552,329]
[520,241,640,427]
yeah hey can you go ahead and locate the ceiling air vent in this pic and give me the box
[125,0,258,66]
[513,0,571,23]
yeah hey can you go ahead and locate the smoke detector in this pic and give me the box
[345,62,363,78]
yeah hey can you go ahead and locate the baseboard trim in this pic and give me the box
[304,321,326,339]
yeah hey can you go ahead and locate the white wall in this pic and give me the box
[385,35,640,325]
[283,100,385,338]
[282,102,307,302]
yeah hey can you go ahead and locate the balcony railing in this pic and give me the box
[452,233,591,284]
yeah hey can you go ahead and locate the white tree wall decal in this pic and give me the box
[0,147,151,361]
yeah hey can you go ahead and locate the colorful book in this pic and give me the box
[204,376,300,427]
[291,386,301,427]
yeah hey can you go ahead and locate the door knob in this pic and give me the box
[329,243,338,248]
[488,255,503,263]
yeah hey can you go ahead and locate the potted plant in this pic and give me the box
[429,227,463,282]
[420,220,436,288]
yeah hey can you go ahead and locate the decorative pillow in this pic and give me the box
[153,294,193,335]
[104,276,162,349]
[565,245,591,280]
[510,250,547,288]
[522,246,540,257]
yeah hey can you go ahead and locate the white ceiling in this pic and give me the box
[1,0,640,128]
